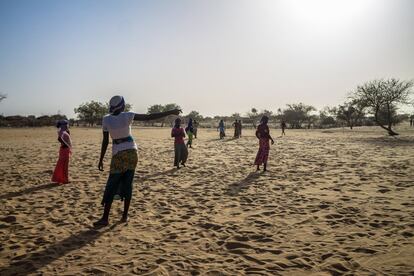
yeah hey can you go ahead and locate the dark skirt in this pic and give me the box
[101,149,138,206]
[220,130,225,139]
[174,143,188,166]
[101,170,135,205]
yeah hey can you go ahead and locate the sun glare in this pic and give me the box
[280,0,376,33]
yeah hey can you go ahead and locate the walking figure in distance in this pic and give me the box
[193,119,199,138]
[281,120,287,136]
[232,119,239,138]
[218,119,226,139]
[171,118,188,169]
[185,118,194,148]
[238,120,242,138]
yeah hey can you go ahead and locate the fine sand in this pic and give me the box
[0,126,413,275]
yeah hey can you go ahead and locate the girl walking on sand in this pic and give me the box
[193,119,199,138]
[232,119,239,138]
[281,120,287,136]
[254,116,274,172]
[218,119,225,139]
[52,120,72,184]
[172,118,188,169]
[94,95,180,227]
[185,118,194,148]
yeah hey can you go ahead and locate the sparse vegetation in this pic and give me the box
[2,80,414,130]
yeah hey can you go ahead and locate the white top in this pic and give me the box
[102,112,137,156]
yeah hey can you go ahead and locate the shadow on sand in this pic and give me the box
[0,183,61,201]
[206,137,240,142]
[355,136,414,147]
[135,168,177,181]
[226,171,264,196]
[0,223,120,276]
[222,137,241,143]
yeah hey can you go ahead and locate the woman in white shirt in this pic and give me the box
[94,95,180,227]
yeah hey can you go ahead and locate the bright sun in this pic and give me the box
[280,0,376,33]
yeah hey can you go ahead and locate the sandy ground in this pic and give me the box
[0,126,413,275]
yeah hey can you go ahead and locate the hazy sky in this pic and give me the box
[0,0,413,118]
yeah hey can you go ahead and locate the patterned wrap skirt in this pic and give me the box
[254,138,270,165]
[102,149,138,205]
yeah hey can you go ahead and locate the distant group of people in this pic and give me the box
[51,95,282,226]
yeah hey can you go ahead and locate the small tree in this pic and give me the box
[248,108,259,128]
[305,114,318,129]
[147,104,164,114]
[162,103,181,127]
[74,101,107,126]
[147,104,163,126]
[163,103,181,111]
[336,100,365,129]
[147,103,181,127]
[231,113,241,120]
[283,103,316,129]
[352,78,413,135]
[319,106,337,128]
[186,110,203,122]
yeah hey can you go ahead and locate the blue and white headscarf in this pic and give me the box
[56,120,69,129]
[109,95,125,114]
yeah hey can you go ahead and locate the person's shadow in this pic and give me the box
[223,137,239,142]
[0,183,60,201]
[0,223,120,276]
[135,168,177,181]
[225,171,263,196]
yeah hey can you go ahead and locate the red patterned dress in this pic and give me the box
[52,130,72,184]
[254,124,270,165]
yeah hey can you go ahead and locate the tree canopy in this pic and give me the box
[282,103,316,129]
[352,78,413,135]
[335,100,365,129]
[147,103,181,126]
[186,111,203,121]
[74,101,107,126]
